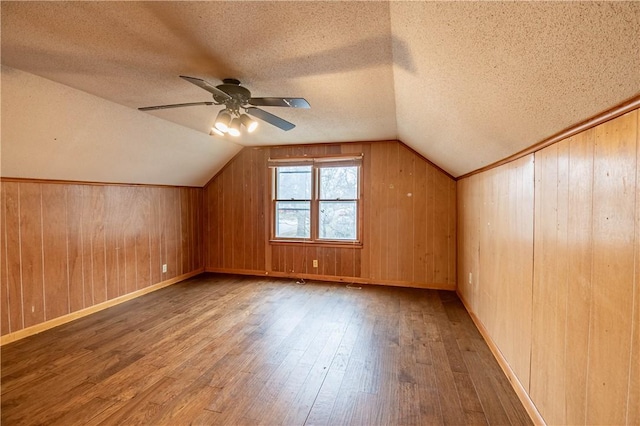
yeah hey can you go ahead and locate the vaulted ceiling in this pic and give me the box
[2,1,639,185]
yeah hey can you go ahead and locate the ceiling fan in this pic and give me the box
[139,76,310,136]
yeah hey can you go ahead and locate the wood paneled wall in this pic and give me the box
[0,180,203,337]
[457,109,640,425]
[204,141,457,289]
[457,154,535,391]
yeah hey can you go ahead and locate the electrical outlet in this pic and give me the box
[468,272,472,284]
[313,259,318,268]
[162,264,167,273]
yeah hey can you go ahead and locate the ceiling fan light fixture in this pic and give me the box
[139,76,308,133]
[214,109,232,132]
[210,127,225,137]
[240,114,258,133]
[228,117,242,137]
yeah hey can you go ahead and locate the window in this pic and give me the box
[271,156,362,244]
[274,165,312,239]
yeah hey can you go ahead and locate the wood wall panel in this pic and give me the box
[203,141,456,289]
[457,109,640,425]
[0,180,203,337]
[135,187,151,290]
[457,155,535,392]
[586,111,637,425]
[66,185,84,312]
[0,185,9,336]
[41,184,69,320]
[531,141,569,424]
[19,183,45,328]
[90,185,107,304]
[3,183,23,332]
[149,187,161,288]
[104,186,119,300]
[628,111,640,426]
[563,128,595,425]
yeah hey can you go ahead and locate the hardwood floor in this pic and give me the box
[1,274,531,425]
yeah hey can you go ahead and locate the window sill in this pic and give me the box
[269,239,363,249]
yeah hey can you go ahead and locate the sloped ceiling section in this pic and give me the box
[1,1,639,184]
[1,66,240,186]
[390,1,640,176]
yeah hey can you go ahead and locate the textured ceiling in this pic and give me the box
[1,1,639,183]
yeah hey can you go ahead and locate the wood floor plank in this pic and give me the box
[1,273,531,425]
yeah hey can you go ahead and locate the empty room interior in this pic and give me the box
[1,2,639,425]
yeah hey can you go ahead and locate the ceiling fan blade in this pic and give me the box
[138,101,214,111]
[248,98,310,109]
[179,75,232,101]
[246,107,296,131]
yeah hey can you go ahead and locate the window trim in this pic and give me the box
[269,154,363,247]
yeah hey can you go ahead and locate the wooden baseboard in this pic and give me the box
[0,269,203,346]
[456,291,546,426]
[204,267,456,291]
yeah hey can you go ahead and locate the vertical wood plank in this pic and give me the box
[104,186,120,300]
[189,188,198,271]
[1,183,10,335]
[447,178,457,288]
[3,182,23,332]
[41,184,69,320]
[386,143,399,281]
[626,111,640,425]
[359,144,371,279]
[137,187,152,289]
[323,247,336,277]
[79,185,93,307]
[179,188,190,275]
[113,187,127,297]
[368,144,383,281]
[243,151,253,271]
[19,183,45,328]
[397,145,415,283]
[222,167,233,269]
[251,149,261,271]
[165,187,178,278]
[413,160,427,285]
[197,188,204,270]
[66,185,85,312]
[233,153,245,270]
[122,187,138,294]
[174,187,183,276]
[564,129,595,425]
[513,156,534,391]
[425,165,435,284]
[202,185,209,271]
[149,187,162,285]
[207,181,217,270]
[586,111,637,425]
[433,171,449,285]
[531,143,564,423]
[88,185,107,304]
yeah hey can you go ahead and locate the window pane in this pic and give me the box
[275,201,310,238]
[319,167,358,200]
[276,166,312,200]
[319,201,357,240]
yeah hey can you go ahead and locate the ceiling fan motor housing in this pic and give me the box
[215,79,251,113]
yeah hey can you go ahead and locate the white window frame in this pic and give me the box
[269,155,363,246]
